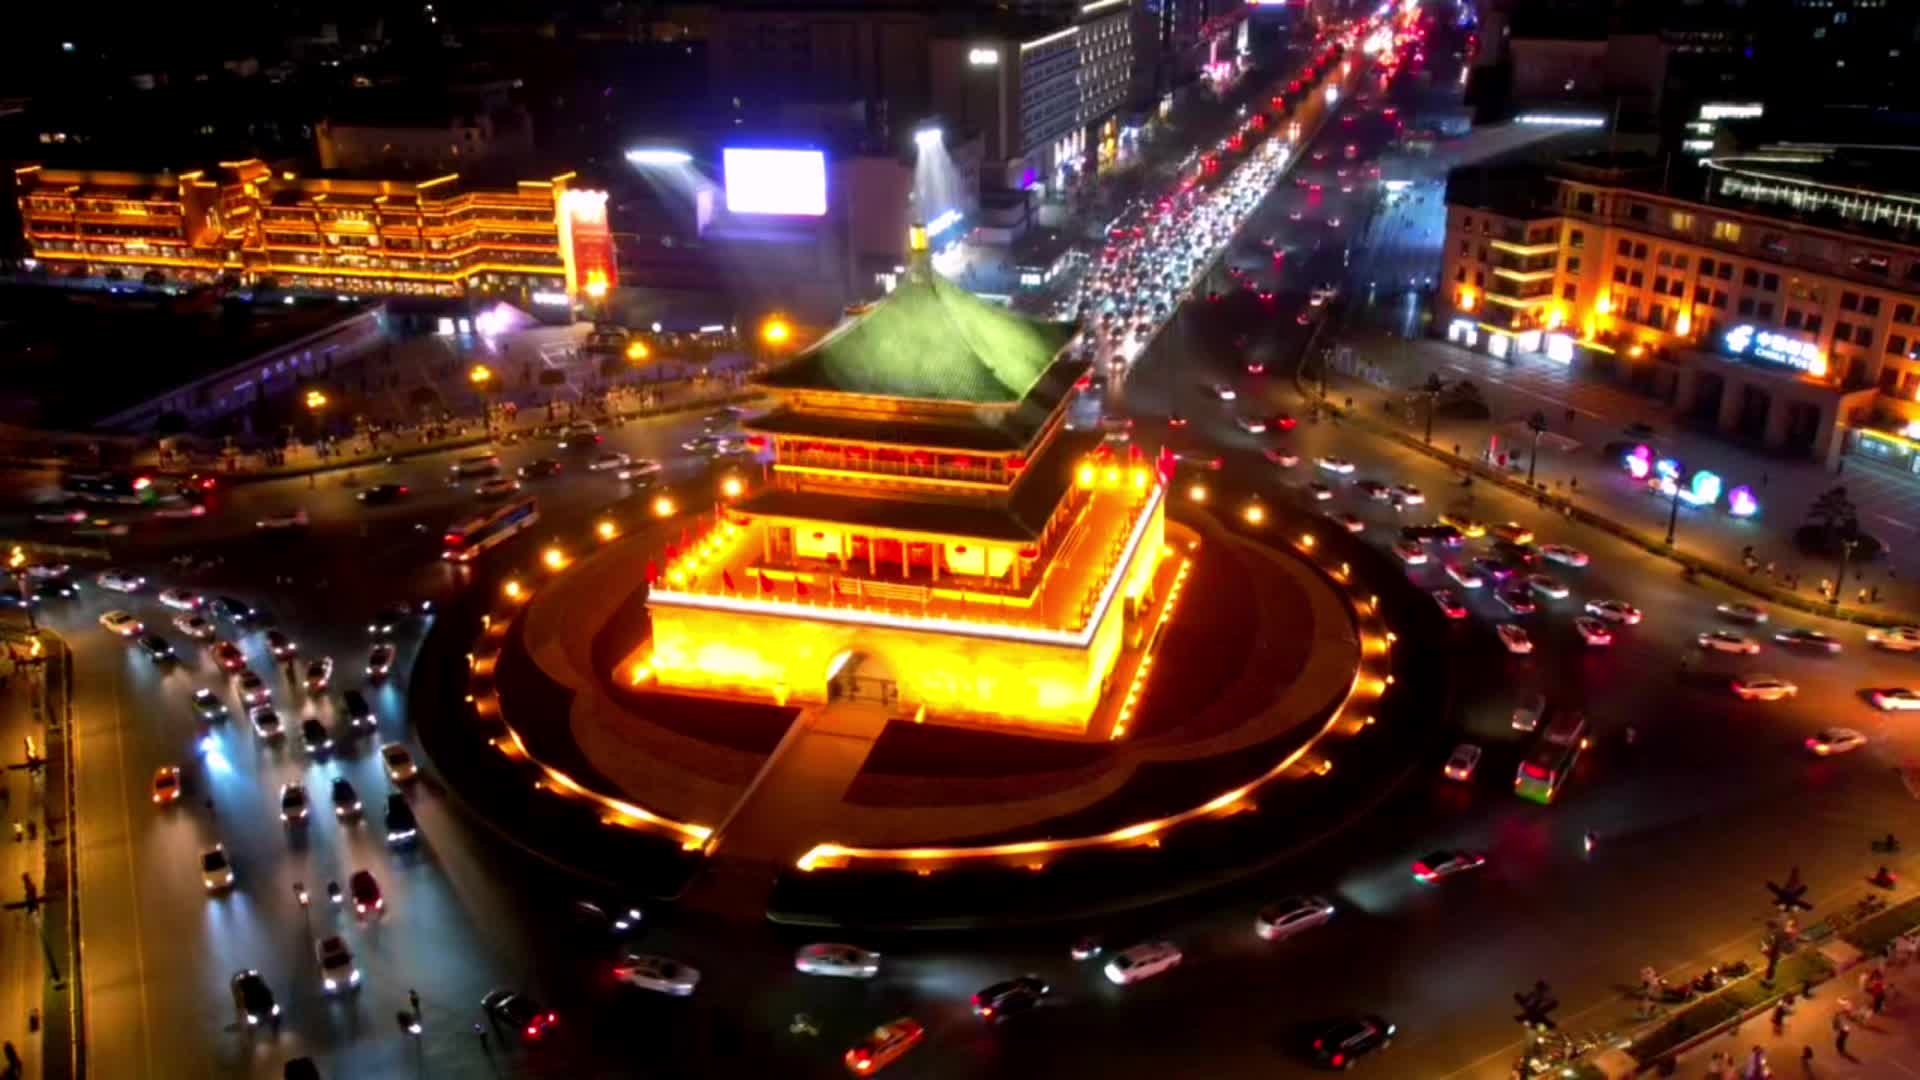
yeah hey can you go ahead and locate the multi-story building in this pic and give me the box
[315,99,534,173]
[13,161,615,303]
[1435,150,1920,463]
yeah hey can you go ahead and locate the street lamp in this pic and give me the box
[625,340,650,363]
[304,389,328,412]
[761,317,792,348]
[468,364,493,388]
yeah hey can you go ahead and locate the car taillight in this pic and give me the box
[1313,1039,1324,1050]
[527,1025,539,1037]
[1331,1054,1345,1067]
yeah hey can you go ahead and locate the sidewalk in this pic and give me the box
[1315,329,1920,622]
[1674,951,1920,1078]
[0,635,51,1080]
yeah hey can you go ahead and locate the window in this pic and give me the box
[1786,308,1804,329]
[1669,210,1695,232]
[1657,251,1673,269]
[1834,323,1852,344]
[1575,192,1596,214]
[1694,285,1712,304]
[1763,273,1779,291]
[1743,268,1760,287]
[1905,372,1920,397]
[1460,241,1470,257]
[1699,257,1716,277]
[1569,229,1585,249]
[1624,297,1640,319]
[1562,283,1578,302]
[1841,291,1860,312]
[1633,242,1648,260]
[1758,301,1774,320]
[1805,314,1823,334]
[1474,271,1484,287]
[1717,262,1733,281]
[1617,238,1634,257]
[1565,256,1582,275]
[1857,329,1873,350]
[1863,296,1882,317]
[1651,304,1668,329]
[1629,270,1644,287]
[1455,266,1466,283]
[1898,303,1915,324]
[1711,220,1743,243]
[1479,245,1489,261]
[1613,266,1628,284]
[1881,368,1901,394]
[1462,215,1473,231]
[1655,275,1671,294]
[1713,290,1729,310]
[1628,203,1649,223]
[1893,335,1910,356]
[1674,255,1689,271]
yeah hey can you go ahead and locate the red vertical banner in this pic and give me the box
[558,189,617,300]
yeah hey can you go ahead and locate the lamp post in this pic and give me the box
[760,316,792,367]
[303,388,329,452]
[1835,536,1862,609]
[1663,475,1682,547]
[469,364,495,433]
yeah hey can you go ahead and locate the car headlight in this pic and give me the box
[246,1014,258,1025]
[271,1004,280,1016]
[350,969,361,984]
[325,977,337,990]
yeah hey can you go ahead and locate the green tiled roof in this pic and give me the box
[758,269,1078,404]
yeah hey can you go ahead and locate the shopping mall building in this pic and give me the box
[1436,150,1920,468]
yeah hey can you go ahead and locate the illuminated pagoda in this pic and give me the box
[636,225,1169,736]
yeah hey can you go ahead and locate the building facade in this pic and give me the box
[1438,153,1920,463]
[14,162,614,302]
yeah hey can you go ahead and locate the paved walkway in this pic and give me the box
[708,699,888,867]
[0,642,49,1080]
[1319,330,1920,620]
[1674,952,1920,1078]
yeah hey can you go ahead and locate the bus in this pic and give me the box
[443,497,539,562]
[1514,711,1590,805]
[62,472,159,505]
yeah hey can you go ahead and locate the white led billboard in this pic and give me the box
[723,148,828,217]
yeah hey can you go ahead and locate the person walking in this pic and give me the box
[474,1021,489,1052]
[408,988,421,1017]
[1834,1011,1852,1057]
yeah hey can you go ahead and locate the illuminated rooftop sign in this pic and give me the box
[1723,323,1827,378]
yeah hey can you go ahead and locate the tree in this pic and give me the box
[1761,867,1814,984]
[1805,486,1859,547]
[1525,411,1548,486]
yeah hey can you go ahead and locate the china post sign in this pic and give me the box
[1722,324,1827,378]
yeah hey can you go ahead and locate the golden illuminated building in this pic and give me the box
[640,226,1167,735]
[13,161,615,300]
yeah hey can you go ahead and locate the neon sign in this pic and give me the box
[1723,324,1827,377]
[1728,486,1759,517]
[1624,444,1651,479]
[1678,469,1721,507]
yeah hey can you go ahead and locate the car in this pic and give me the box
[1573,616,1613,646]
[571,899,644,936]
[1585,599,1642,624]
[210,640,245,672]
[1497,588,1536,616]
[1254,896,1336,942]
[1412,849,1486,883]
[1393,540,1428,565]
[618,459,665,483]
[366,606,412,637]
[172,614,215,641]
[1315,455,1356,474]
[971,975,1051,1021]
[1471,556,1515,582]
[556,421,599,447]
[158,587,203,611]
[1234,415,1268,434]
[1444,563,1483,589]
[1327,216,1343,227]
[279,782,309,824]
[1806,728,1867,756]
[1497,623,1533,654]
[348,869,384,915]
[1289,209,1305,222]
[482,988,557,1041]
[844,1018,924,1075]
[1167,413,1187,428]
[1732,675,1798,702]
[1104,941,1183,985]
[255,510,309,530]
[477,477,522,498]
[99,611,143,636]
[366,644,396,680]
[589,451,632,472]
[266,630,296,660]
[385,793,418,845]
[1438,512,1486,538]
[32,508,85,525]
[1209,382,1237,401]
[1357,480,1391,501]
[230,970,279,1027]
[316,935,361,993]
[355,483,409,505]
[1513,692,1547,732]
[1776,628,1842,653]
[1431,588,1467,619]
[1698,630,1760,655]
[1337,512,1364,533]
[452,454,503,478]
[1716,602,1769,624]
[1311,1015,1396,1070]
[210,596,256,624]
[152,765,182,805]
[342,689,376,731]
[139,635,177,664]
[200,844,235,892]
[302,657,334,694]
[330,777,363,819]
[381,743,418,782]
[192,688,229,721]
[1871,688,1920,711]
[1490,522,1535,545]
[1538,544,1588,567]
[1525,573,1569,599]
[237,670,270,706]
[1868,626,1920,652]
[518,458,563,480]
[794,943,881,979]
[96,570,146,593]
[613,953,701,996]
[1308,481,1335,501]
[1389,484,1424,506]
[249,705,283,739]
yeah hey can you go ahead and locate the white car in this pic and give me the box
[613,953,701,996]
[1315,456,1356,474]
[1573,616,1613,646]
[794,943,880,979]
[588,451,632,472]
[1512,693,1546,732]
[1870,688,1920,711]
[1337,512,1364,533]
[1234,415,1268,434]
[316,935,361,993]
[1210,383,1237,401]
[96,570,146,593]
[618,460,665,483]
[1308,482,1335,501]
[1525,574,1569,599]
[1104,942,1183,986]
[1443,743,1482,781]
[255,510,309,530]
[1443,563,1483,589]
[1389,484,1424,506]
[1806,728,1867,756]
[1867,626,1920,653]
[171,614,215,641]
[157,587,203,611]
[380,743,418,783]
[1585,599,1641,624]
[1539,544,1589,567]
[1254,896,1336,941]
[200,845,235,892]
[1698,631,1760,655]
[1264,449,1300,468]
[99,610,143,636]
[1393,540,1428,565]
[1497,624,1533,655]
[1716,602,1769,624]
[1732,675,1797,702]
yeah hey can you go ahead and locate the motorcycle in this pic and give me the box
[1070,936,1103,962]
[294,882,309,907]
[327,880,343,906]
[1653,978,1696,1004]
